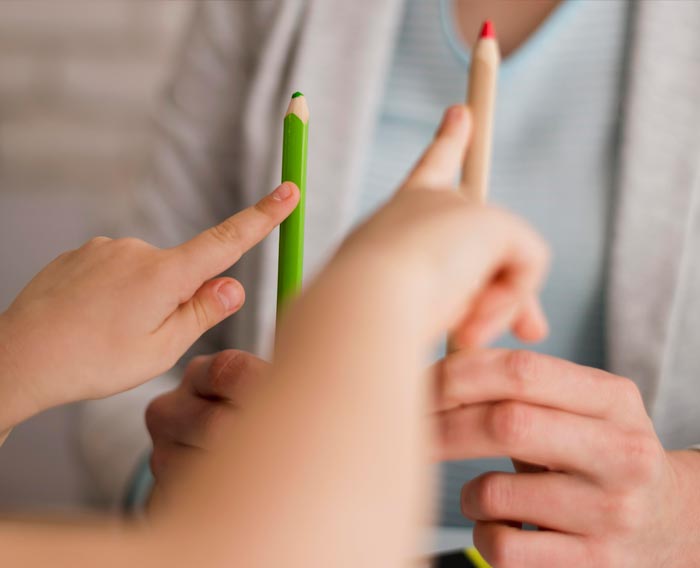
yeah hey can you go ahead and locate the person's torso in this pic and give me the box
[355,0,630,526]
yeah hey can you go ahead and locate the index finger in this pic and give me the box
[175,182,300,282]
[401,105,471,191]
[432,349,648,427]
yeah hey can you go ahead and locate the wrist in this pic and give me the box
[0,311,44,430]
[667,450,700,560]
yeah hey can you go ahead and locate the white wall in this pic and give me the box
[0,0,194,510]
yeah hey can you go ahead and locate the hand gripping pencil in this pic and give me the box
[276,92,309,320]
[449,21,501,353]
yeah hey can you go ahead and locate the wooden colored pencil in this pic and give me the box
[276,92,309,319]
[450,21,500,353]
[460,20,500,203]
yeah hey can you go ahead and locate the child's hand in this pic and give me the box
[334,105,549,349]
[0,183,299,429]
[145,350,269,499]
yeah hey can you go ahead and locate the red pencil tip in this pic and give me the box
[479,20,495,39]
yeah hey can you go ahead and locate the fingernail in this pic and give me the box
[271,183,294,201]
[216,281,242,311]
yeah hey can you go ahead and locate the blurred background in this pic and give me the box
[0,0,195,511]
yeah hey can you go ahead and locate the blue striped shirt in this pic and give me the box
[356,0,630,526]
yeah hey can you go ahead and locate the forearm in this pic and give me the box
[0,254,432,568]
[170,253,435,567]
[0,518,149,568]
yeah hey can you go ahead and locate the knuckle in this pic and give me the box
[618,433,660,482]
[83,236,112,248]
[488,529,520,568]
[211,349,250,377]
[207,349,264,399]
[602,492,643,534]
[614,377,644,408]
[190,294,212,331]
[487,401,531,447]
[253,199,276,222]
[504,350,539,385]
[475,474,512,518]
[208,350,249,395]
[114,237,149,250]
[209,220,244,248]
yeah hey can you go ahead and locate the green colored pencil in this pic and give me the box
[276,92,309,319]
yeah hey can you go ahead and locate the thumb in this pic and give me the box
[160,277,245,352]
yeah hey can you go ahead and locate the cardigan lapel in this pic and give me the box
[285,0,405,271]
[607,1,700,409]
[247,0,405,352]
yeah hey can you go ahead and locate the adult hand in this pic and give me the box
[433,348,700,567]
[0,183,298,430]
[146,350,269,493]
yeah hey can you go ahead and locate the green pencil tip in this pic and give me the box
[291,91,304,99]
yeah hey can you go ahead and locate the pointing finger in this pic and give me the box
[402,105,471,191]
[175,182,300,283]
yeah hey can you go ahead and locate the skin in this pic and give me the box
[147,9,700,563]
[148,3,700,567]
[151,348,700,567]
[146,349,270,503]
[454,0,561,57]
[0,106,550,566]
[145,0,570,487]
[0,182,301,433]
[433,349,700,567]
[450,1,700,565]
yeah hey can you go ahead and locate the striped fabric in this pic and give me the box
[355,0,630,526]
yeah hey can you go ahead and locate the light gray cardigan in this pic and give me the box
[80,0,700,504]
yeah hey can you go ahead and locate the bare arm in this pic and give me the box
[78,0,283,504]
[0,107,548,567]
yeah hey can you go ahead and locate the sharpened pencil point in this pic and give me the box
[292,91,304,99]
[479,20,495,39]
